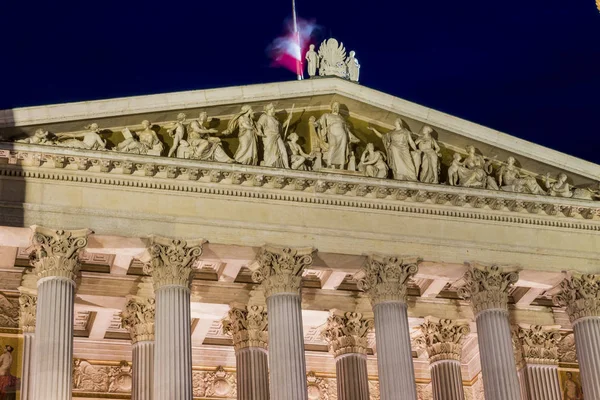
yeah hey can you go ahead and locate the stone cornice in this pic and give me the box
[357,254,420,304]
[458,263,519,315]
[517,324,562,365]
[553,272,600,323]
[222,305,268,352]
[416,316,470,363]
[322,311,374,357]
[2,144,600,230]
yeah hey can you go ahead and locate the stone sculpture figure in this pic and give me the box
[115,120,163,156]
[358,143,388,178]
[346,50,360,82]
[56,123,107,150]
[368,118,418,181]
[256,103,290,168]
[287,132,313,170]
[16,128,55,145]
[317,38,348,78]
[543,173,599,200]
[305,44,319,77]
[456,145,499,189]
[167,113,186,157]
[222,105,259,165]
[314,102,360,169]
[179,112,234,163]
[447,153,463,186]
[413,126,441,183]
[497,157,546,195]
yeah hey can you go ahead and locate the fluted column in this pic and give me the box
[416,317,470,400]
[251,245,314,400]
[223,305,269,400]
[322,311,373,400]
[357,255,419,400]
[143,236,205,400]
[554,272,600,399]
[29,226,91,400]
[122,278,156,400]
[459,264,521,400]
[515,324,562,400]
[18,273,37,400]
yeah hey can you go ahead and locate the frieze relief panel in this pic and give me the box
[73,359,133,394]
[0,293,19,329]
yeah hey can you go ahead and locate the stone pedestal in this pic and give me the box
[143,236,205,400]
[459,264,521,400]
[417,317,470,400]
[554,273,600,400]
[29,226,90,400]
[251,245,314,400]
[358,255,419,400]
[223,305,269,400]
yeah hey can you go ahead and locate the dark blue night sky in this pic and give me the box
[2,0,599,162]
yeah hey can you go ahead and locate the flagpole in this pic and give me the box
[292,0,303,80]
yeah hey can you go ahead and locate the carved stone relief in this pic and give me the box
[458,264,519,315]
[192,367,237,399]
[0,293,19,329]
[558,332,578,363]
[306,372,338,400]
[416,317,470,363]
[73,359,132,393]
[553,272,600,323]
[357,254,419,305]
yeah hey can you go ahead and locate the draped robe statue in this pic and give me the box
[314,102,359,169]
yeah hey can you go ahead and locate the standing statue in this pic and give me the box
[305,44,319,78]
[368,118,418,181]
[447,153,464,186]
[115,120,163,155]
[497,157,546,195]
[317,39,348,78]
[16,128,55,145]
[182,112,234,163]
[167,113,187,157]
[256,103,290,168]
[314,102,360,169]
[456,145,499,189]
[346,51,360,82]
[287,132,314,170]
[413,126,441,183]
[56,123,107,150]
[358,143,388,178]
[222,105,259,165]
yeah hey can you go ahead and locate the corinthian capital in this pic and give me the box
[357,254,419,304]
[416,316,470,363]
[553,272,600,323]
[250,245,314,297]
[142,235,206,290]
[30,226,92,281]
[322,311,374,357]
[458,263,519,315]
[121,295,155,344]
[222,305,268,352]
[18,294,37,333]
[517,324,561,365]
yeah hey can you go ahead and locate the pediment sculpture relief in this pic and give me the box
[5,103,599,201]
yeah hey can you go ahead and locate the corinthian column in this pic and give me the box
[416,317,470,400]
[458,264,521,400]
[357,255,419,400]
[18,269,38,400]
[143,236,205,400]
[322,311,373,400]
[251,245,314,400]
[222,305,269,400]
[516,324,562,400]
[121,278,156,400]
[29,226,91,400]
[553,272,600,399]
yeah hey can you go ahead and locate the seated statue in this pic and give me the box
[177,112,234,163]
[16,129,55,145]
[286,132,314,170]
[498,157,546,195]
[56,123,107,150]
[115,121,163,155]
[358,143,388,178]
[456,145,499,190]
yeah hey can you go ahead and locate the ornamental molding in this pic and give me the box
[322,311,374,357]
[516,324,562,365]
[142,235,206,290]
[250,245,315,297]
[29,225,91,281]
[553,272,600,323]
[458,263,519,315]
[416,316,471,363]
[120,295,155,344]
[73,359,132,394]
[357,254,420,304]
[222,305,268,352]
[1,146,600,233]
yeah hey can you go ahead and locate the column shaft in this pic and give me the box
[573,317,600,399]
[336,353,369,400]
[237,347,269,400]
[132,341,154,400]
[20,332,34,400]
[430,360,465,400]
[31,277,74,400]
[154,286,192,400]
[373,302,417,400]
[523,364,561,400]
[475,309,520,400]
[267,293,307,400]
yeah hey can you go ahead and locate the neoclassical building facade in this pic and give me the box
[0,77,598,400]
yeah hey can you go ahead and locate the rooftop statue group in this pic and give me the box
[305,38,360,82]
[8,103,599,201]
